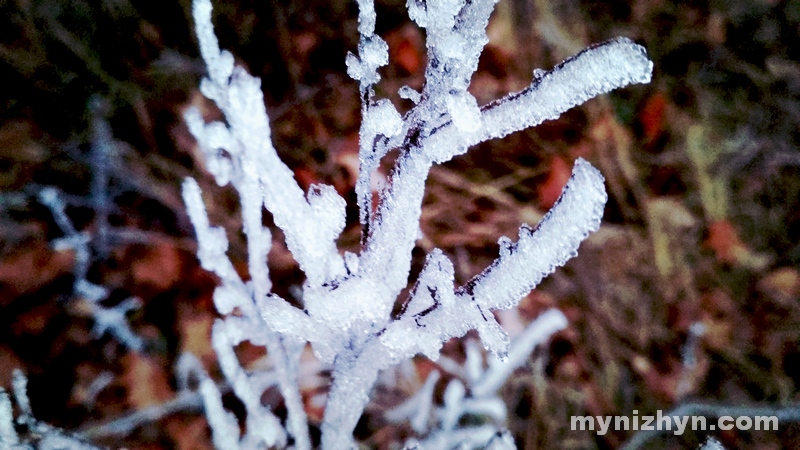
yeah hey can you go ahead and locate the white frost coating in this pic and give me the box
[346,37,389,89]
[39,187,144,352]
[472,309,568,396]
[189,0,345,286]
[183,2,313,448]
[385,370,441,433]
[399,85,422,103]
[456,158,608,312]
[212,320,287,448]
[364,99,404,139]
[192,0,233,88]
[38,435,98,450]
[184,0,652,447]
[356,98,404,226]
[181,200,309,450]
[700,437,727,450]
[0,389,18,445]
[176,353,242,450]
[11,371,31,422]
[347,0,389,90]
[199,376,240,450]
[389,311,565,449]
[350,5,396,229]
[446,92,482,133]
[377,161,602,361]
[355,0,377,35]
[485,431,517,450]
[423,37,654,164]
[2,371,102,449]
[406,0,429,27]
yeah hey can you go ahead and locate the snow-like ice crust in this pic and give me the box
[182,0,653,448]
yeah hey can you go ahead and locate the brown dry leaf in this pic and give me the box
[305,389,327,424]
[415,358,439,385]
[706,219,741,264]
[385,23,425,76]
[164,415,213,450]
[639,92,667,144]
[705,219,770,270]
[0,240,74,304]
[121,352,174,409]
[331,133,361,189]
[553,353,582,382]
[0,121,48,162]
[298,343,330,424]
[294,31,318,58]
[131,243,183,290]
[758,267,800,307]
[298,345,327,393]
[631,354,683,403]
[178,307,215,366]
[699,290,741,352]
[235,340,268,372]
[267,237,300,273]
[537,156,571,209]
[294,167,320,191]
[10,303,59,336]
[0,120,48,189]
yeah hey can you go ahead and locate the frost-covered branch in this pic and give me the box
[359,39,649,304]
[387,310,567,449]
[421,38,653,163]
[183,2,313,447]
[378,165,603,361]
[81,389,203,439]
[183,0,652,447]
[189,0,345,286]
[1,370,102,450]
[38,187,143,352]
[698,438,726,450]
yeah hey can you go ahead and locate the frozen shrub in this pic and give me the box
[181,0,652,448]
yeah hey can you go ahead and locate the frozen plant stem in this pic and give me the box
[1,370,102,449]
[183,0,652,448]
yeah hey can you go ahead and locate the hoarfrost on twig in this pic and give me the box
[386,309,567,449]
[698,437,726,450]
[1,370,102,450]
[183,0,652,447]
[39,186,144,352]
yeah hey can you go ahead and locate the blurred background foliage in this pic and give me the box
[1,0,800,448]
